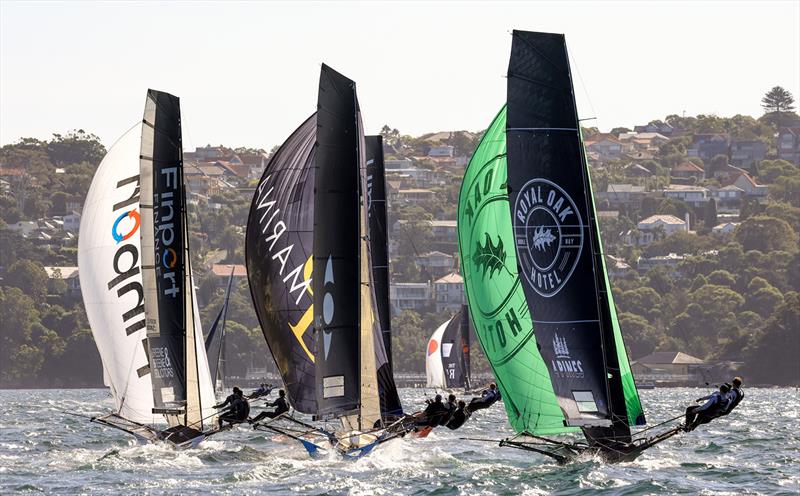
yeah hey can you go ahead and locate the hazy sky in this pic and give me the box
[2,1,798,151]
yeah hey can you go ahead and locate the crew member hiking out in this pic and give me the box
[418,394,448,427]
[467,383,501,413]
[720,377,744,416]
[247,383,273,400]
[445,400,471,430]
[250,389,290,424]
[683,383,730,432]
[214,387,250,429]
[439,394,458,426]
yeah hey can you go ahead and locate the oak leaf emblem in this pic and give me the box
[473,233,506,279]
[532,226,556,251]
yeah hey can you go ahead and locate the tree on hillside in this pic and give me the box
[735,215,797,253]
[6,260,48,304]
[746,291,800,385]
[761,86,795,114]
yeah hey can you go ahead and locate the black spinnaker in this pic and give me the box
[245,114,317,414]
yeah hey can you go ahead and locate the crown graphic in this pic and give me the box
[553,334,570,358]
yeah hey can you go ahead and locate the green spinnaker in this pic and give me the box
[458,106,577,436]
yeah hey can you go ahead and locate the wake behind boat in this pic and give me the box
[79,90,219,449]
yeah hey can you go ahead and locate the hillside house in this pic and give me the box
[416,251,455,279]
[724,172,768,198]
[662,184,710,208]
[636,253,685,273]
[631,351,705,384]
[433,272,465,313]
[623,214,688,246]
[671,162,706,181]
[729,139,766,170]
[600,184,646,209]
[688,134,730,162]
[390,282,431,314]
[777,127,800,164]
[585,133,625,160]
[43,266,81,296]
[712,222,739,235]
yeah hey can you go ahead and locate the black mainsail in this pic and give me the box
[365,135,403,417]
[245,114,317,414]
[205,267,234,389]
[314,65,363,419]
[505,30,643,442]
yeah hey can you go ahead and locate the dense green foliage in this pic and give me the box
[1,95,798,387]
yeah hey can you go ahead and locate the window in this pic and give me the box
[573,391,598,413]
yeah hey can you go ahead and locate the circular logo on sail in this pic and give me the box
[513,178,583,297]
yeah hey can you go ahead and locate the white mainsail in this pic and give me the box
[79,124,156,423]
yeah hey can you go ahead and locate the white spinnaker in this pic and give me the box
[425,319,450,389]
[79,124,157,423]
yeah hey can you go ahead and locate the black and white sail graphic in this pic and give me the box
[139,89,189,413]
[245,114,317,414]
[313,65,361,418]
[365,135,403,417]
[505,31,618,430]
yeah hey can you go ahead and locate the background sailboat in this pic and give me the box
[205,267,234,393]
[426,306,471,392]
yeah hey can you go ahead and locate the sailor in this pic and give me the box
[683,383,730,431]
[250,389,290,424]
[247,383,273,399]
[216,387,250,428]
[418,394,448,427]
[439,394,458,426]
[214,386,242,411]
[467,383,501,413]
[445,400,471,430]
[721,377,744,415]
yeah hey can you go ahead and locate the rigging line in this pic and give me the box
[566,40,599,130]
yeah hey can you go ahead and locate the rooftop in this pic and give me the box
[639,214,686,225]
[635,351,704,365]
[435,272,463,284]
[210,264,247,277]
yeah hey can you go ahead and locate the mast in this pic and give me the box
[459,306,472,391]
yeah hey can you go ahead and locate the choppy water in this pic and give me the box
[0,388,797,495]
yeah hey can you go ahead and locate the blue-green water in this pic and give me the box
[0,388,797,495]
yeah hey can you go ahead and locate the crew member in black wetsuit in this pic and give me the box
[250,389,290,424]
[720,377,744,416]
[683,383,730,431]
[439,394,458,426]
[418,394,448,427]
[467,383,501,413]
[445,400,471,430]
[247,383,273,400]
[215,387,250,428]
